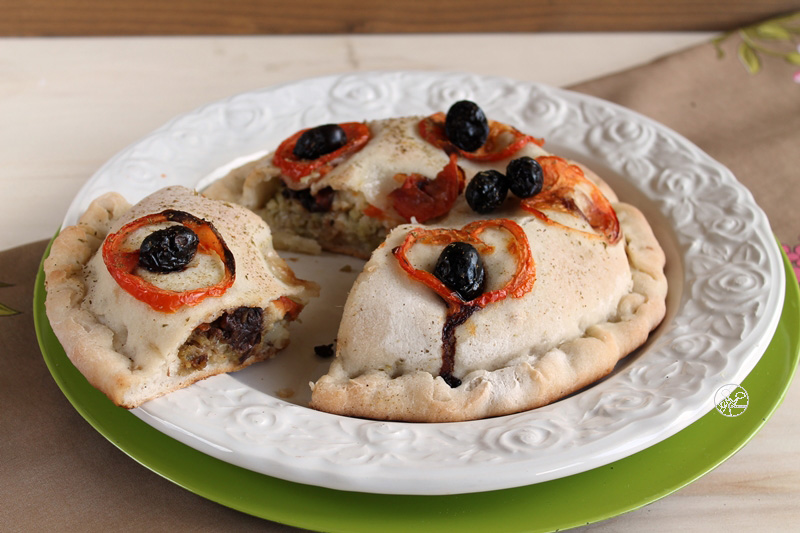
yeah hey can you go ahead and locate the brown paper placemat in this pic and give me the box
[571,14,800,248]
[2,15,799,532]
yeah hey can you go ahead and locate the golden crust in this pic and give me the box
[44,186,318,408]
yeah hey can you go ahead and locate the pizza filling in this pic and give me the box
[177,305,292,375]
[259,181,389,259]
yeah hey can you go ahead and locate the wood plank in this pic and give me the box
[4,0,798,36]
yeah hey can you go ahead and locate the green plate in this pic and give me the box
[34,240,800,533]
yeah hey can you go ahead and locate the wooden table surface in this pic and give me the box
[2,33,798,532]
[4,0,798,35]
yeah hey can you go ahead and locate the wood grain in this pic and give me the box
[4,0,799,36]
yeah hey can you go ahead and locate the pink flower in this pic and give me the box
[784,243,800,261]
[794,70,800,84]
[782,243,800,282]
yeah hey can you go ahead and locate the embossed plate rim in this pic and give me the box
[57,71,785,495]
[35,240,800,532]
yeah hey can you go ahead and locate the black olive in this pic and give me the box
[465,170,508,214]
[433,242,486,302]
[213,307,264,359]
[441,373,462,388]
[281,186,335,212]
[445,100,489,152]
[292,124,348,160]
[314,343,335,359]
[506,157,544,198]
[138,225,199,273]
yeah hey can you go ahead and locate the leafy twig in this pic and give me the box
[0,280,20,316]
[0,302,21,317]
[713,11,800,76]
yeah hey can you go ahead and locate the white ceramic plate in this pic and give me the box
[62,72,784,495]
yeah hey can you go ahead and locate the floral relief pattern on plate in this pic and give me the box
[62,72,785,495]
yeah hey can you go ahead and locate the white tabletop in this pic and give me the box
[3,33,798,532]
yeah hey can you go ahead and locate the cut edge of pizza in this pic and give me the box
[44,186,318,408]
[204,116,500,260]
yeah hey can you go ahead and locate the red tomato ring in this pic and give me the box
[102,210,236,313]
[418,112,544,162]
[520,156,621,245]
[392,218,535,310]
[272,122,371,182]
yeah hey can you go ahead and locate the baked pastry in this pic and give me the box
[203,117,441,259]
[206,101,667,422]
[44,186,318,408]
[309,202,666,422]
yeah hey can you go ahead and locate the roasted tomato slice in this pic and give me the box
[418,112,543,162]
[392,218,535,310]
[520,156,621,245]
[102,210,236,313]
[388,154,465,223]
[392,219,534,387]
[273,295,302,321]
[272,122,371,184]
[362,204,387,220]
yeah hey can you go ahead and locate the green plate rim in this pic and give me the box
[34,236,800,533]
